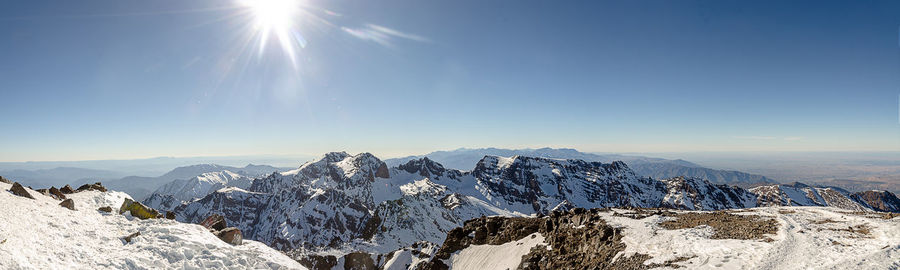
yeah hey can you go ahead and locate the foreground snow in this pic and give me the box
[601,207,899,270]
[0,182,304,269]
[448,233,545,270]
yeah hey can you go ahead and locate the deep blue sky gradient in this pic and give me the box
[1,0,898,161]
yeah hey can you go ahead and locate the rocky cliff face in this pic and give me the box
[660,176,758,210]
[851,190,900,212]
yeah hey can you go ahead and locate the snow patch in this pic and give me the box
[448,233,545,270]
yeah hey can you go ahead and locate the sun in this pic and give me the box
[239,0,303,63]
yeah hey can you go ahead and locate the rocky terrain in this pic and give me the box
[420,207,899,269]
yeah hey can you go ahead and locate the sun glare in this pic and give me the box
[239,0,304,65]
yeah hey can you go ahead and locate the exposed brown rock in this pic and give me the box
[0,176,10,184]
[200,214,227,231]
[49,187,66,200]
[76,182,107,192]
[59,199,76,210]
[123,232,141,243]
[165,211,176,220]
[343,252,375,270]
[658,211,778,241]
[60,185,75,194]
[215,227,243,245]
[298,255,338,270]
[98,206,113,213]
[852,190,900,212]
[9,182,35,199]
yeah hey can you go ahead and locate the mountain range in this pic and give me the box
[140,151,899,269]
[385,147,778,186]
[104,164,283,200]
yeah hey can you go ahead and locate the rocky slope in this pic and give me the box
[418,207,900,270]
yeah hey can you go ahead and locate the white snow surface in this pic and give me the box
[0,182,304,270]
[448,233,545,270]
[601,207,900,270]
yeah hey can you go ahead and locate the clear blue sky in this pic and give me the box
[1,0,899,162]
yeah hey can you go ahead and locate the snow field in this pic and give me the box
[0,182,304,270]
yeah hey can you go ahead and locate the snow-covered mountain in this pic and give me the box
[385,147,778,186]
[105,164,281,200]
[143,170,253,211]
[750,182,900,212]
[171,152,832,268]
[0,181,304,269]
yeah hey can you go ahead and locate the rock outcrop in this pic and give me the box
[59,199,75,210]
[851,190,900,212]
[49,187,66,200]
[60,185,75,194]
[215,227,243,246]
[9,182,35,199]
[77,182,107,192]
[118,198,160,220]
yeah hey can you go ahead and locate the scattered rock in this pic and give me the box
[49,187,66,200]
[215,227,243,245]
[122,232,141,243]
[659,211,778,241]
[60,185,75,194]
[0,176,10,184]
[165,211,176,220]
[119,198,160,220]
[9,182,35,199]
[59,199,76,210]
[76,182,107,192]
[200,214,227,231]
[98,206,113,213]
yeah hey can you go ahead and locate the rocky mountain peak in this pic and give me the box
[322,151,351,162]
[398,157,446,178]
